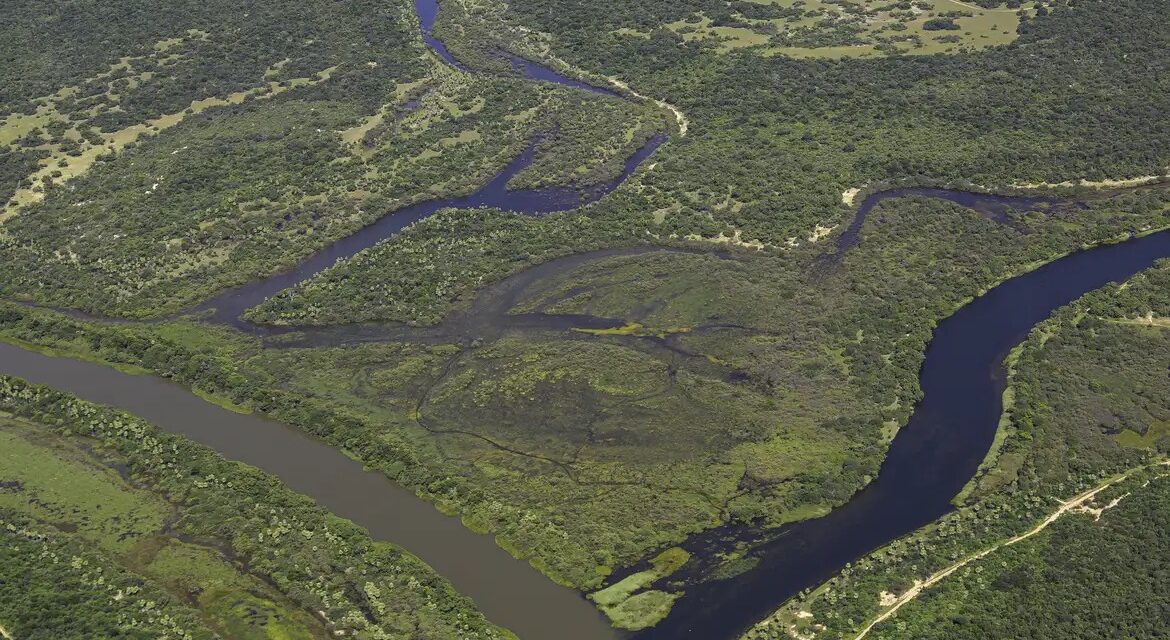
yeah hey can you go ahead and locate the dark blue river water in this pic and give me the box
[2,1,1169,639]
[635,227,1170,639]
[415,0,618,98]
[196,133,664,329]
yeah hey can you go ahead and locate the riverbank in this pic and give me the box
[645,200,1170,639]
[5,0,1170,637]
[1013,171,1170,189]
[5,190,1170,640]
[0,341,618,640]
[854,460,1170,639]
[751,256,1170,640]
[605,76,689,136]
[2,171,1170,640]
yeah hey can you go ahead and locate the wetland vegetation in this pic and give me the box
[2,186,1169,614]
[3,0,1170,637]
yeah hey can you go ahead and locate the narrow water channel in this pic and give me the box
[197,134,664,331]
[2,0,1169,638]
[0,2,653,639]
[5,199,1169,640]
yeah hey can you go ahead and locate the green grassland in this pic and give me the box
[589,547,690,629]
[660,0,1028,58]
[0,379,514,640]
[0,415,325,640]
[0,425,168,556]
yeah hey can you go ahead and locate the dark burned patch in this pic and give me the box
[736,472,774,493]
[725,370,751,384]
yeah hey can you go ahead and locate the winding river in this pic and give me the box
[635,225,1170,639]
[197,133,664,332]
[1,1,1169,639]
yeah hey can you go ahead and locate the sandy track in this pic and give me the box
[854,461,1170,639]
[940,0,1029,12]
[1116,312,1170,329]
[1014,170,1169,189]
[607,77,689,136]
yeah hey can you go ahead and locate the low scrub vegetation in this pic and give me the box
[0,378,513,640]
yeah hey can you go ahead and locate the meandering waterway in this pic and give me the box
[2,1,1169,639]
[633,225,1170,639]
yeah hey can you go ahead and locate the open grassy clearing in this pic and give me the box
[1,63,337,219]
[0,425,168,555]
[589,547,690,629]
[655,0,1030,57]
[1112,311,1170,328]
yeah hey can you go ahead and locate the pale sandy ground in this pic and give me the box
[1014,171,1169,189]
[0,624,13,639]
[607,77,689,136]
[842,187,862,206]
[853,460,1170,640]
[1117,312,1170,328]
[842,169,1169,210]
[685,228,766,250]
[808,224,838,242]
[1,65,336,223]
[942,0,1026,12]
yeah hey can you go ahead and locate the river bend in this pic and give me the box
[1,1,1169,639]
